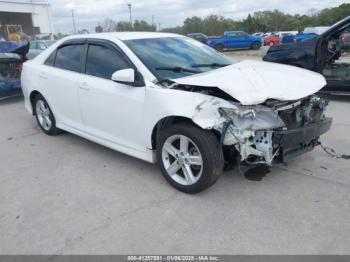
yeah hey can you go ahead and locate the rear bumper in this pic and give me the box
[273,118,332,162]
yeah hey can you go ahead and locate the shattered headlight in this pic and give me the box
[219,105,286,131]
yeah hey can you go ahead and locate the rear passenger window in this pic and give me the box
[85,44,129,79]
[54,44,83,72]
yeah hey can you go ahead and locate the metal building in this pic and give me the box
[0,0,54,39]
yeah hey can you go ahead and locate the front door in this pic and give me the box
[78,42,146,152]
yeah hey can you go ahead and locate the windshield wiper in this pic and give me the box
[155,66,200,73]
[191,63,231,68]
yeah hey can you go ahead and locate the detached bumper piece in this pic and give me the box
[273,118,333,162]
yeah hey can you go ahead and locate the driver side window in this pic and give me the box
[238,32,249,38]
[85,44,129,80]
[229,32,239,39]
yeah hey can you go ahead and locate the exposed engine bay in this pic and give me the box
[162,78,331,166]
[190,95,330,166]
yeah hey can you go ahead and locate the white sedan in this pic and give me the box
[21,32,332,193]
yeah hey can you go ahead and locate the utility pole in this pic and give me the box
[158,23,161,32]
[71,9,76,34]
[152,15,154,26]
[128,4,132,26]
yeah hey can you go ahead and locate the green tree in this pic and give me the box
[97,3,350,36]
[95,24,103,33]
[133,20,157,31]
[115,21,133,31]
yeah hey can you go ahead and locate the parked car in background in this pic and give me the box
[187,33,209,45]
[282,27,331,44]
[22,32,331,193]
[282,33,317,44]
[275,31,298,40]
[264,34,280,46]
[264,16,350,94]
[304,26,330,35]
[263,32,274,37]
[0,41,28,100]
[340,31,350,51]
[30,40,48,51]
[27,40,56,59]
[253,32,264,37]
[209,31,263,51]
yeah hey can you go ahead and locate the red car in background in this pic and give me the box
[340,32,350,51]
[264,34,281,46]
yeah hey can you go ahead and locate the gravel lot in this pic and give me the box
[0,50,350,255]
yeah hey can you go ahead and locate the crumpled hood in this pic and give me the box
[173,60,327,105]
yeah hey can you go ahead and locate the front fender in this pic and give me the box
[143,86,230,149]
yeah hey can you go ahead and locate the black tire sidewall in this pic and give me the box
[215,44,224,52]
[252,42,261,50]
[157,123,224,194]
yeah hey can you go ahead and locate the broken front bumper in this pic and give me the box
[273,117,333,163]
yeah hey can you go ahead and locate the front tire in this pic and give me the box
[157,123,224,194]
[215,44,224,52]
[251,42,261,50]
[34,94,61,136]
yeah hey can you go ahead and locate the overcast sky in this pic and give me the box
[49,0,350,33]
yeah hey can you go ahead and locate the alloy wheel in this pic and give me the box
[161,135,203,186]
[36,100,52,131]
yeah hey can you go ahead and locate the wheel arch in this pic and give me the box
[252,41,261,46]
[215,43,224,50]
[29,90,42,115]
[150,115,221,150]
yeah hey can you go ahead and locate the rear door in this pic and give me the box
[226,32,240,48]
[40,41,85,130]
[227,32,250,48]
[236,32,252,48]
[77,40,146,151]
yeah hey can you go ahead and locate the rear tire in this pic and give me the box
[215,44,224,52]
[157,123,224,194]
[34,94,61,136]
[251,42,261,50]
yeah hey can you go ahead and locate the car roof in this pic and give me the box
[60,32,182,42]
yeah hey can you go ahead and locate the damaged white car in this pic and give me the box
[21,33,332,193]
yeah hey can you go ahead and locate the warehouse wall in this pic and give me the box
[0,1,54,35]
[0,12,34,35]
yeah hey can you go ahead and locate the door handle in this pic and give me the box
[79,82,91,91]
[39,72,47,79]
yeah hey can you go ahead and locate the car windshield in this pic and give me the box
[124,37,233,80]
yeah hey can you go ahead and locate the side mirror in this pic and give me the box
[111,68,135,84]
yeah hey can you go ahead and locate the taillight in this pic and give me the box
[341,36,346,42]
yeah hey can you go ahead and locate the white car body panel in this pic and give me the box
[173,60,327,105]
[21,32,328,165]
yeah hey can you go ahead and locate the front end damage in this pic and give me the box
[192,96,332,166]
